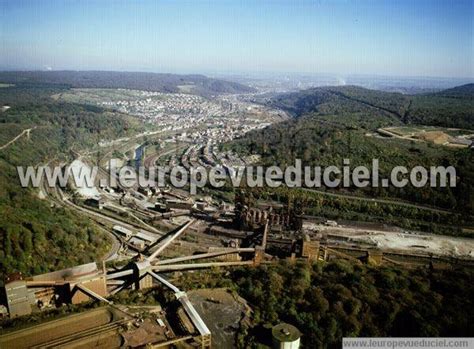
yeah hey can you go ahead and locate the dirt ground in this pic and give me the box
[188,288,250,349]
[122,318,168,347]
[304,222,474,258]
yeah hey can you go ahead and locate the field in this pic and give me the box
[378,126,473,147]
[56,88,168,105]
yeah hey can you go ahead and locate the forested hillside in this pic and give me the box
[178,261,474,348]
[431,83,474,99]
[0,83,141,278]
[229,85,474,226]
[264,85,473,128]
[0,71,255,96]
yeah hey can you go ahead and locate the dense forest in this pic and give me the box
[234,186,470,236]
[0,81,472,346]
[0,83,141,278]
[177,261,474,348]
[2,259,472,347]
[262,84,473,128]
[228,85,474,223]
[230,115,473,212]
[0,71,255,96]
[432,83,474,99]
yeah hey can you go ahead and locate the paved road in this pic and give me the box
[99,226,122,262]
[40,179,127,261]
[44,182,163,260]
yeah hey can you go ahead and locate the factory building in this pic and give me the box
[166,198,194,210]
[113,225,133,239]
[84,196,104,210]
[300,235,320,262]
[2,262,108,317]
[4,279,35,317]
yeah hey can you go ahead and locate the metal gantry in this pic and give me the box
[103,218,261,348]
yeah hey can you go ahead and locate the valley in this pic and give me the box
[0,75,473,348]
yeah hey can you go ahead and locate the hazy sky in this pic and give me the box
[1,0,473,78]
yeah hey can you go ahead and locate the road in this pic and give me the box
[301,187,453,215]
[376,127,422,141]
[41,177,160,260]
[99,225,122,262]
[248,170,456,216]
[0,127,36,150]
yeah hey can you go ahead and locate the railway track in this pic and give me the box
[30,319,129,349]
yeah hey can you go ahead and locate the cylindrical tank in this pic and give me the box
[272,323,301,349]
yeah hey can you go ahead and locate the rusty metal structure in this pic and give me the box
[1,219,269,348]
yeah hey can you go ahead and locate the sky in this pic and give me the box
[1,0,473,78]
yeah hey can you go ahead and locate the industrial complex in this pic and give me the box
[1,86,473,348]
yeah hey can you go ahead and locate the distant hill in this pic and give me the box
[228,84,473,215]
[0,70,256,96]
[432,83,474,99]
[261,85,473,129]
[265,85,410,119]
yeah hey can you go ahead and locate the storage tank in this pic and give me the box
[272,323,301,349]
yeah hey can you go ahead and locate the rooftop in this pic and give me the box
[272,323,301,342]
